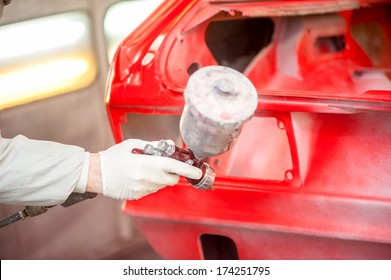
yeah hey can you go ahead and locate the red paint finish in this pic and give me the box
[106,0,391,259]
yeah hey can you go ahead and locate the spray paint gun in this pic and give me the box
[132,140,215,190]
[132,66,258,191]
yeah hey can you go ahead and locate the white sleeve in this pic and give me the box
[0,134,90,206]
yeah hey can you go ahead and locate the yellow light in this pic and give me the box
[0,55,96,110]
[0,12,97,110]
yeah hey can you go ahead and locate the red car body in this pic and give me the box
[105,0,391,259]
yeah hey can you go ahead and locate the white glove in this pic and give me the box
[99,139,202,200]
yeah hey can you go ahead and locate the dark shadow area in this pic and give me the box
[200,234,238,260]
[205,17,274,72]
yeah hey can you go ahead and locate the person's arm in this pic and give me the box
[0,135,202,205]
[85,153,102,194]
[0,135,87,206]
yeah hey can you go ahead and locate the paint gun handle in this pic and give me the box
[131,140,215,190]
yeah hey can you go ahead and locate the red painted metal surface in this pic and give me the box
[105,0,391,259]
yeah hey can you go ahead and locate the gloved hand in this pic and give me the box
[99,139,202,200]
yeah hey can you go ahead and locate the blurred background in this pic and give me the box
[0,0,163,259]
